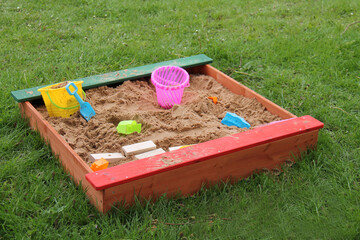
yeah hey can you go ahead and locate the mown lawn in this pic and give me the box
[1,0,360,239]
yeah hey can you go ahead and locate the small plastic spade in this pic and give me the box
[65,82,96,121]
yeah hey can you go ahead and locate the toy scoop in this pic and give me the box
[65,82,96,121]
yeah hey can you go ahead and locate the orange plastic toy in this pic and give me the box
[90,158,109,172]
[208,96,218,104]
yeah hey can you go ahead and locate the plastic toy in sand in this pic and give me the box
[221,112,251,129]
[65,82,96,121]
[117,120,142,135]
[90,158,109,172]
[37,81,84,118]
[208,96,218,104]
[151,66,190,109]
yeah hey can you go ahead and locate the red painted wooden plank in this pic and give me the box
[86,115,323,190]
[100,130,319,212]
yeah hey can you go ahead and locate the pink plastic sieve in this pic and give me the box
[151,66,190,109]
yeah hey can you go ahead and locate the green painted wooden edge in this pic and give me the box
[11,54,213,102]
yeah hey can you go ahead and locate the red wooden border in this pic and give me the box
[101,130,319,212]
[86,115,323,191]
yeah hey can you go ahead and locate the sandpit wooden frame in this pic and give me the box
[17,59,323,213]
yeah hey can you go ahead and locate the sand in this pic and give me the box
[50,81,69,89]
[36,75,281,167]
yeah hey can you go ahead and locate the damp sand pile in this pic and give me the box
[37,75,281,167]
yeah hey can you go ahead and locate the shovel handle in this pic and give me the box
[65,82,78,95]
[65,82,84,104]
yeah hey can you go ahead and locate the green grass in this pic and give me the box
[1,0,360,238]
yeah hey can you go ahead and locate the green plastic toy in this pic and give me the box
[117,120,142,135]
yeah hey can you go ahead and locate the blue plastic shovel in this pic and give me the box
[65,82,96,121]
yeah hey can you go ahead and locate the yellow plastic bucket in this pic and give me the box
[38,81,84,118]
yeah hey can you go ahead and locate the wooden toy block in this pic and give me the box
[134,148,166,160]
[89,153,125,163]
[122,140,156,156]
[168,146,183,151]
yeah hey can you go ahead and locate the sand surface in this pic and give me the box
[37,75,281,167]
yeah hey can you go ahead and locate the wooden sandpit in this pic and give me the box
[13,55,324,213]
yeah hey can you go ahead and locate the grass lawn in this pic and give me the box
[1,0,360,238]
